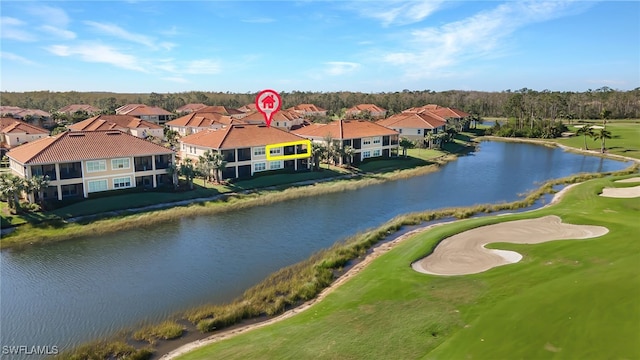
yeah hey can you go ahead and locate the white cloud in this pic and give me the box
[1,17,36,41]
[84,21,158,49]
[324,61,360,76]
[39,25,76,40]
[349,0,446,26]
[184,59,221,75]
[162,76,189,83]
[1,51,37,65]
[382,1,590,78]
[27,5,70,27]
[46,43,147,72]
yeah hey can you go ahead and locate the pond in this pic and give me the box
[0,141,631,357]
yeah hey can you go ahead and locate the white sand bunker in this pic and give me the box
[412,215,608,276]
[600,177,640,198]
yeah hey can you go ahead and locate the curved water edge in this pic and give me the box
[0,141,635,359]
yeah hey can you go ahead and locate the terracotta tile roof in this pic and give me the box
[176,103,208,113]
[7,130,173,165]
[167,112,239,128]
[345,104,387,113]
[180,124,307,150]
[292,120,398,140]
[0,106,24,115]
[116,104,172,116]
[0,118,49,134]
[69,115,163,131]
[430,107,470,119]
[237,104,257,113]
[287,104,327,113]
[377,112,447,129]
[242,109,304,123]
[404,104,470,118]
[57,104,101,114]
[196,106,244,116]
[2,108,52,118]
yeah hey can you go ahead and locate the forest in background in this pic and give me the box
[1,87,638,120]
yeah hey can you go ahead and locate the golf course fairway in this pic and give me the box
[173,175,640,360]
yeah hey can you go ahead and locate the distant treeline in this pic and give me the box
[1,87,638,119]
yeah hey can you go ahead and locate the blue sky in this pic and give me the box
[1,1,638,93]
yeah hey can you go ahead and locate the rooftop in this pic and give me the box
[180,124,307,149]
[7,130,173,165]
[292,119,398,139]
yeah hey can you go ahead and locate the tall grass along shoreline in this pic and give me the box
[55,166,638,360]
[1,154,459,250]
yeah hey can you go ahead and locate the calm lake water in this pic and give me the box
[0,141,631,357]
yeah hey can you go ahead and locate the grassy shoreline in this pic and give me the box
[54,166,638,360]
[1,151,462,250]
[173,173,640,360]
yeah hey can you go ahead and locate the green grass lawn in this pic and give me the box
[554,121,640,159]
[2,143,460,225]
[176,175,640,360]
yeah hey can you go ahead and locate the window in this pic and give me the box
[362,151,371,159]
[398,129,403,134]
[417,129,421,134]
[86,160,106,173]
[87,179,108,193]
[373,137,381,144]
[254,147,265,156]
[113,176,132,189]
[111,158,130,170]
[269,161,282,170]
[270,147,282,155]
[373,149,381,157]
[363,138,371,145]
[254,162,266,172]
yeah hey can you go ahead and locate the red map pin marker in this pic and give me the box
[256,89,281,127]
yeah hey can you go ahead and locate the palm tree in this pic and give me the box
[0,173,14,208]
[0,174,25,212]
[425,132,435,149]
[211,152,227,183]
[322,134,338,168]
[575,126,594,150]
[342,146,355,167]
[166,163,179,190]
[179,158,196,190]
[592,127,612,153]
[26,175,50,207]
[399,138,415,157]
[311,142,325,171]
[198,150,216,184]
[165,129,181,149]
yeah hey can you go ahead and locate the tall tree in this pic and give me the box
[211,152,227,183]
[342,146,355,167]
[311,142,325,171]
[399,138,415,157]
[592,128,612,153]
[575,126,595,150]
[179,158,196,190]
[26,175,50,207]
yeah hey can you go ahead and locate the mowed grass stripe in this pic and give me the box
[176,175,640,360]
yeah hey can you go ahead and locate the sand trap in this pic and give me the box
[412,215,608,276]
[599,178,640,198]
[615,177,640,183]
